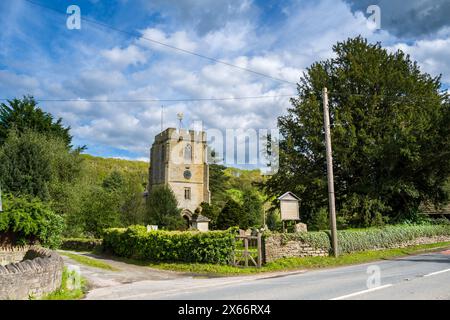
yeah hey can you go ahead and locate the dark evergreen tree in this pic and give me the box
[217,199,244,229]
[0,96,73,148]
[241,189,264,228]
[266,37,450,227]
[145,185,184,230]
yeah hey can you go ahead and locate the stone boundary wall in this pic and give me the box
[264,234,328,263]
[0,246,64,300]
[263,234,450,263]
[0,246,31,266]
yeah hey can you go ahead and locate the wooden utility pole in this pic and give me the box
[322,87,339,257]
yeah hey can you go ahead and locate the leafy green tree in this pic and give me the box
[242,189,264,228]
[0,129,82,203]
[0,194,65,248]
[209,164,231,207]
[102,171,125,191]
[145,185,184,230]
[199,202,219,228]
[266,36,450,227]
[0,96,73,148]
[80,186,122,237]
[217,199,245,230]
[266,209,281,231]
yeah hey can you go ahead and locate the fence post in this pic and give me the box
[244,237,249,267]
[257,232,262,268]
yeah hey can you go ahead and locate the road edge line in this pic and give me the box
[330,284,393,300]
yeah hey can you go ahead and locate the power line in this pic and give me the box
[22,0,297,86]
[0,94,296,103]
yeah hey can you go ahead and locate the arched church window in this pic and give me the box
[184,144,192,163]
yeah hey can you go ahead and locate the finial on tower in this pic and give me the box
[177,112,184,130]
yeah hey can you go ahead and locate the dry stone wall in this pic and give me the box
[0,246,30,266]
[0,246,63,300]
[264,233,450,263]
[264,234,328,262]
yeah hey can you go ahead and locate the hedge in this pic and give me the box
[103,225,236,264]
[61,238,103,251]
[0,194,65,249]
[273,224,450,255]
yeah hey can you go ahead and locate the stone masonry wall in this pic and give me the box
[0,246,30,266]
[264,234,450,263]
[264,234,328,263]
[0,246,64,300]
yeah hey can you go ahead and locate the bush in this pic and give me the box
[271,224,450,255]
[61,238,103,251]
[103,225,236,264]
[0,194,65,248]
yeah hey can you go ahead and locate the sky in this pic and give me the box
[0,0,449,163]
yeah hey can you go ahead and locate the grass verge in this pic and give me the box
[59,251,119,271]
[42,267,87,300]
[118,241,450,276]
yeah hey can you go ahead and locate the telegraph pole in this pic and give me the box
[0,184,3,212]
[322,87,339,257]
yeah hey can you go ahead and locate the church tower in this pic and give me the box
[149,128,211,226]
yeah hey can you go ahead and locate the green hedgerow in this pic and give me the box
[103,225,236,264]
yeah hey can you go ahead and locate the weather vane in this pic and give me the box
[177,112,184,130]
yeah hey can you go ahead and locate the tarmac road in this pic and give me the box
[61,248,450,300]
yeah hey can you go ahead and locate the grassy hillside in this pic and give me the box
[80,154,149,187]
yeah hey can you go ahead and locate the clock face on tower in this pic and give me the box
[183,170,192,180]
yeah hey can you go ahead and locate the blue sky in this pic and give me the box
[1,0,449,162]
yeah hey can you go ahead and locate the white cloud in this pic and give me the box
[101,45,148,68]
[2,0,449,161]
[387,37,450,82]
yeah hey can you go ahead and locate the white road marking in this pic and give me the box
[423,268,450,277]
[330,284,393,300]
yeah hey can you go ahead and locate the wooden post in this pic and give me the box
[257,232,262,268]
[244,237,249,267]
[322,87,339,257]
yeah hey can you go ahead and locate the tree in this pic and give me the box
[145,185,184,230]
[0,129,82,203]
[241,189,264,228]
[0,96,73,148]
[102,171,125,191]
[200,202,219,228]
[216,199,245,230]
[0,194,65,248]
[266,36,450,227]
[80,186,122,238]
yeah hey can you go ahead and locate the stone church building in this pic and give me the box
[148,128,211,230]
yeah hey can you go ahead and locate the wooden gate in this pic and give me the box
[232,232,262,268]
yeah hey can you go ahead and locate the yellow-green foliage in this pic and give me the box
[80,154,148,186]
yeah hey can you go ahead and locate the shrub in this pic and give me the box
[103,225,236,264]
[0,194,65,248]
[61,238,103,251]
